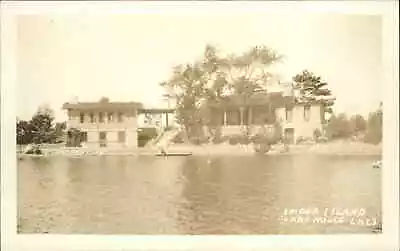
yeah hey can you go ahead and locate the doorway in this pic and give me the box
[284,128,295,144]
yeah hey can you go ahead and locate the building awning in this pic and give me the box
[206,92,293,108]
[62,101,143,111]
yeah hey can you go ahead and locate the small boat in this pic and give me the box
[372,160,382,169]
[155,152,192,157]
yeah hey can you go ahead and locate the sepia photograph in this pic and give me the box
[1,1,399,251]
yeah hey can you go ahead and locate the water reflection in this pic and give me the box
[18,154,381,234]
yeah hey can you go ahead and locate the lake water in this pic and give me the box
[18,154,382,234]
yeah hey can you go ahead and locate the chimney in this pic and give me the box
[70,96,79,104]
[281,82,294,97]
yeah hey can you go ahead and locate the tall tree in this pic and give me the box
[226,45,282,95]
[292,70,335,122]
[66,128,83,147]
[160,62,208,138]
[349,114,367,134]
[364,103,383,144]
[30,105,56,144]
[16,119,33,145]
[325,113,353,139]
[225,46,282,135]
[202,44,229,103]
[54,122,67,143]
[160,44,282,139]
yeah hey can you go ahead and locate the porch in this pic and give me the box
[208,105,276,127]
[137,108,175,129]
[208,105,276,136]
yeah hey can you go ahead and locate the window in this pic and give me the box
[99,112,104,123]
[90,113,95,123]
[108,112,114,122]
[99,131,107,147]
[80,112,85,123]
[67,109,72,120]
[118,131,126,143]
[226,109,240,125]
[80,132,88,142]
[284,128,295,144]
[304,105,311,121]
[285,106,293,122]
[118,112,124,122]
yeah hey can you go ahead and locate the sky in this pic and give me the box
[16,13,382,122]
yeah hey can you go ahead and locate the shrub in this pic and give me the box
[238,135,251,145]
[253,142,271,154]
[313,128,322,140]
[364,109,382,145]
[137,128,159,147]
[272,121,283,143]
[316,136,328,143]
[138,128,158,138]
[325,113,353,140]
[227,135,251,145]
[190,136,209,145]
[25,145,42,155]
[296,136,314,144]
[212,135,228,144]
[251,133,274,145]
[229,137,239,145]
[171,134,185,144]
[66,128,82,147]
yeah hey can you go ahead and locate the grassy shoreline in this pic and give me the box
[166,140,382,156]
[17,140,382,158]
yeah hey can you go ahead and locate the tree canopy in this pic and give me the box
[325,104,382,145]
[160,44,283,139]
[364,103,383,144]
[30,106,56,144]
[16,105,66,145]
[292,70,335,114]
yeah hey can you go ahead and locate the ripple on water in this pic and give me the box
[18,154,381,234]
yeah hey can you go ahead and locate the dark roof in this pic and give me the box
[206,92,295,108]
[206,91,333,109]
[138,108,175,114]
[62,101,143,111]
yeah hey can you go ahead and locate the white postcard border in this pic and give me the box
[1,1,398,251]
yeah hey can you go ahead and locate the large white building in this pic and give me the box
[62,98,175,150]
[204,83,334,144]
[63,99,142,149]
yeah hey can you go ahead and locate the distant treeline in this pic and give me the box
[325,105,383,145]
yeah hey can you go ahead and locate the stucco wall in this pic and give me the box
[82,130,137,149]
[66,109,138,149]
[205,104,323,141]
[276,104,323,142]
[126,129,138,148]
[67,110,137,130]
